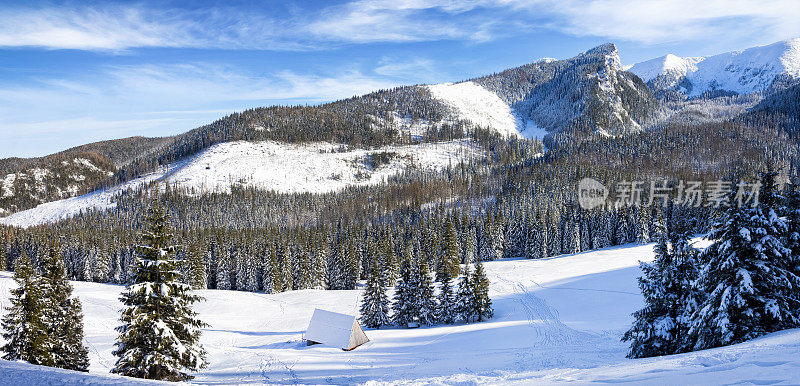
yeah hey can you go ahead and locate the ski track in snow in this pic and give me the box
[3,239,800,384]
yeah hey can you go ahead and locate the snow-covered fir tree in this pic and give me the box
[435,270,457,324]
[414,260,437,326]
[456,264,476,323]
[41,245,90,371]
[438,218,461,281]
[279,244,293,292]
[1,250,52,366]
[262,246,279,294]
[112,204,208,381]
[186,243,207,290]
[392,259,416,327]
[471,259,493,322]
[359,264,391,329]
[689,174,800,350]
[623,224,700,358]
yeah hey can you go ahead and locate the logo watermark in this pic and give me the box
[577,179,762,210]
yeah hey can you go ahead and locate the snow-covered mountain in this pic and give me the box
[629,38,800,98]
[468,43,656,137]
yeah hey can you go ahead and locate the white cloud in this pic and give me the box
[503,0,800,44]
[0,1,507,51]
[0,4,306,51]
[304,0,493,43]
[0,63,400,157]
[1,1,799,51]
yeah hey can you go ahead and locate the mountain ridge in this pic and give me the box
[629,37,800,98]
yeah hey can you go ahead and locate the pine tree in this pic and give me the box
[215,248,232,290]
[1,250,52,366]
[456,264,475,323]
[112,204,208,381]
[622,226,699,358]
[359,264,391,329]
[280,244,293,292]
[784,181,800,262]
[471,259,493,322]
[438,219,461,281]
[392,260,416,327]
[40,245,90,371]
[186,243,207,290]
[262,246,279,294]
[689,174,800,350]
[415,260,437,326]
[435,270,457,324]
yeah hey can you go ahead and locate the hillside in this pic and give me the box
[0,43,655,218]
[2,240,800,384]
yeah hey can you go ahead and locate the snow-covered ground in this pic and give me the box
[427,81,554,142]
[427,82,523,138]
[168,140,482,195]
[629,37,800,96]
[0,162,185,228]
[0,140,482,228]
[2,239,799,385]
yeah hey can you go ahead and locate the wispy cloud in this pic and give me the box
[0,1,513,51]
[2,1,797,52]
[0,4,304,51]
[0,62,400,156]
[504,0,800,45]
[304,0,496,44]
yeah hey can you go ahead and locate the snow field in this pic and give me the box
[168,139,483,195]
[2,238,798,384]
[427,82,522,138]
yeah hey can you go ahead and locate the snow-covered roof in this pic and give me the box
[305,309,369,350]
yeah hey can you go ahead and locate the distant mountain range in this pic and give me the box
[2,38,799,222]
[629,38,800,98]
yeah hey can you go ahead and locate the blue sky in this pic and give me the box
[1,0,799,158]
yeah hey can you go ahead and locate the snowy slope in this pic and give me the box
[0,359,163,385]
[426,81,552,140]
[630,38,800,97]
[0,162,184,228]
[167,140,482,195]
[0,140,481,228]
[2,240,799,384]
[427,81,523,138]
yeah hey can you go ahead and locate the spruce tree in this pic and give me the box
[112,204,208,381]
[186,243,207,290]
[689,174,800,350]
[41,245,90,371]
[471,259,493,322]
[435,270,457,324]
[622,226,699,358]
[415,260,437,326]
[262,246,279,294]
[1,250,52,366]
[359,264,391,329]
[456,264,475,323]
[438,219,461,280]
[392,259,416,327]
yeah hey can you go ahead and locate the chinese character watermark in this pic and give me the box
[576,179,762,210]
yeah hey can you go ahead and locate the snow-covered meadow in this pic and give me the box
[2,239,799,384]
